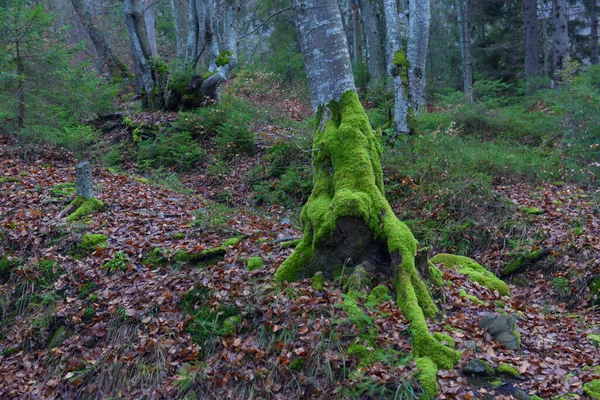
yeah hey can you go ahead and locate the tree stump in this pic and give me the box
[75,161,94,199]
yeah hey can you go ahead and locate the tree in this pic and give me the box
[406,0,431,114]
[360,0,385,80]
[69,0,131,80]
[552,0,569,85]
[524,0,540,91]
[455,0,473,100]
[274,0,460,396]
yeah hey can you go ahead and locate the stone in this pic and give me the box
[479,313,520,350]
[75,161,94,199]
[462,358,494,377]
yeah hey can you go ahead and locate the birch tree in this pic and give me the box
[274,2,460,397]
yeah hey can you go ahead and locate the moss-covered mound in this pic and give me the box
[431,254,510,296]
[584,380,600,399]
[66,196,104,222]
[274,91,460,396]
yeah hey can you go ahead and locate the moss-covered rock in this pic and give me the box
[78,234,107,253]
[431,254,510,296]
[366,285,391,307]
[311,273,325,290]
[66,196,104,222]
[497,362,519,376]
[462,358,494,377]
[246,256,265,271]
[222,316,242,335]
[589,276,600,307]
[501,248,551,276]
[459,288,484,305]
[584,380,600,399]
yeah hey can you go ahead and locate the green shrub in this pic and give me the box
[102,251,130,274]
[212,101,256,159]
[137,130,204,171]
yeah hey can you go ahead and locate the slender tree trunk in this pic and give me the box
[591,0,598,64]
[275,3,460,394]
[350,0,362,64]
[455,0,472,101]
[143,0,158,57]
[16,39,25,129]
[171,0,188,60]
[186,0,199,62]
[121,0,154,94]
[542,16,550,76]
[360,0,385,80]
[70,0,130,79]
[201,0,219,71]
[383,0,409,134]
[407,0,431,112]
[524,0,540,91]
[552,0,569,85]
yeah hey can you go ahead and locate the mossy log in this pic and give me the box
[501,248,553,276]
[274,91,460,377]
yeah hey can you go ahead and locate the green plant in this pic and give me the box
[212,102,256,159]
[137,130,204,171]
[191,200,237,232]
[102,251,130,274]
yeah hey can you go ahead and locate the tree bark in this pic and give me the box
[186,0,199,62]
[171,0,188,60]
[350,0,362,64]
[16,39,25,129]
[201,0,219,71]
[591,0,598,64]
[523,0,539,91]
[121,0,154,94]
[360,0,385,80]
[406,0,431,112]
[143,0,158,57]
[552,0,569,85]
[383,0,410,134]
[275,1,460,389]
[69,0,130,79]
[455,0,472,101]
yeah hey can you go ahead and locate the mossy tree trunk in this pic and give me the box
[275,0,460,392]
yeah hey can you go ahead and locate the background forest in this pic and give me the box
[0,0,599,399]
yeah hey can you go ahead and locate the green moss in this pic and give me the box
[431,254,510,296]
[590,276,600,306]
[530,396,544,400]
[289,357,306,372]
[407,106,419,135]
[222,316,242,335]
[0,256,21,283]
[273,91,460,397]
[0,177,20,183]
[66,196,105,222]
[223,236,245,247]
[588,334,600,346]
[215,51,234,67]
[348,344,378,367]
[458,288,484,305]
[48,326,67,349]
[416,357,438,400]
[78,234,107,253]
[366,285,391,307]
[202,71,216,80]
[311,273,325,290]
[82,307,94,321]
[78,281,95,299]
[490,379,503,387]
[497,362,519,376]
[432,332,456,348]
[246,256,265,271]
[50,182,76,197]
[584,381,600,400]
[341,294,373,328]
[523,207,544,215]
[428,262,444,287]
[171,232,185,240]
[501,249,545,276]
[132,127,141,144]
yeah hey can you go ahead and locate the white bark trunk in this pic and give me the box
[143,0,158,57]
[406,0,430,111]
[121,0,154,93]
[202,0,220,71]
[293,0,355,111]
[186,0,199,62]
[383,0,409,134]
[171,0,188,60]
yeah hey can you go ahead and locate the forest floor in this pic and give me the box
[1,87,600,399]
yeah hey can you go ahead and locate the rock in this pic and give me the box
[462,358,494,377]
[465,340,478,351]
[479,313,520,350]
[280,217,291,225]
[83,336,98,348]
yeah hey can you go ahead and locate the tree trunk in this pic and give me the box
[171,0,188,60]
[275,1,460,390]
[360,0,385,80]
[143,0,158,57]
[16,39,25,129]
[524,0,539,92]
[186,0,199,62]
[350,0,362,64]
[552,0,569,85]
[407,0,431,113]
[455,0,472,101]
[591,0,598,64]
[201,0,219,71]
[121,0,154,94]
[383,0,410,135]
[69,0,131,79]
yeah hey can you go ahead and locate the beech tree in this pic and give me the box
[552,0,569,85]
[523,0,539,92]
[274,0,460,396]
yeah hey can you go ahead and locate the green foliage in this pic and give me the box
[137,131,205,172]
[102,251,130,274]
[212,100,256,159]
[352,62,369,93]
[0,256,21,283]
[191,200,238,232]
